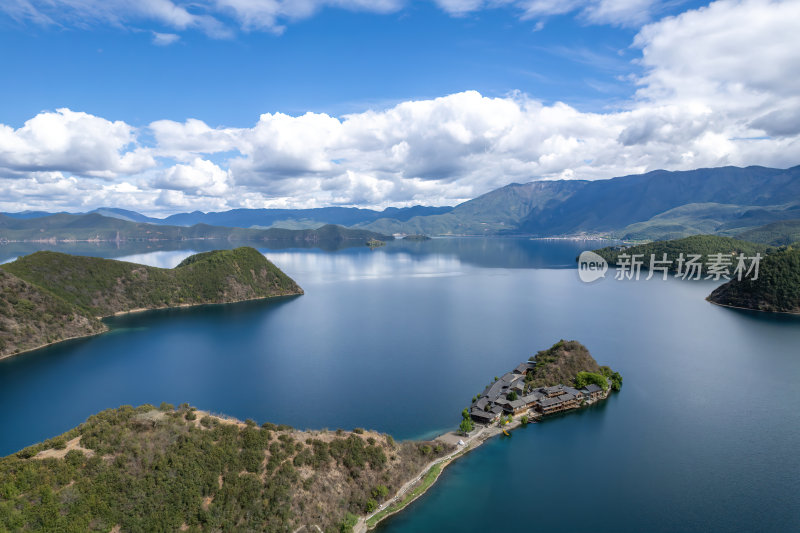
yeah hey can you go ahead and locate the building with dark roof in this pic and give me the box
[470,409,498,424]
[537,392,580,415]
[542,385,564,398]
[514,362,534,375]
[580,383,604,400]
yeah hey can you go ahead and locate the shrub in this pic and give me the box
[371,485,389,501]
[574,371,608,391]
[339,512,359,533]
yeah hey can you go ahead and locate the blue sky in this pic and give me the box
[0,0,797,214]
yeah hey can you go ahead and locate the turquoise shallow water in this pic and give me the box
[1,238,798,532]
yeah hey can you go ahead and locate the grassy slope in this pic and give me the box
[707,247,800,313]
[2,247,302,317]
[524,340,603,388]
[611,203,800,241]
[0,270,107,357]
[593,235,770,271]
[736,219,800,246]
[0,405,451,533]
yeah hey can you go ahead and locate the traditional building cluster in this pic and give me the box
[469,362,607,424]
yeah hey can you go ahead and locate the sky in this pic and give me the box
[0,0,798,215]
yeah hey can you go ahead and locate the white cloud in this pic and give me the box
[433,0,660,27]
[0,108,154,178]
[1,0,799,214]
[633,0,800,133]
[0,0,405,37]
[152,31,180,45]
[153,158,231,196]
[2,0,668,37]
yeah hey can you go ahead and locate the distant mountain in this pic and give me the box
[159,205,453,228]
[360,180,587,235]
[0,213,392,251]
[1,205,453,230]
[1,211,69,220]
[88,208,163,224]
[5,165,799,240]
[360,165,800,239]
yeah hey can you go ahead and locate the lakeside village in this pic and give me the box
[465,361,614,429]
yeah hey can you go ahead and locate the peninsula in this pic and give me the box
[0,341,621,532]
[0,247,302,359]
[0,404,452,533]
[707,245,800,313]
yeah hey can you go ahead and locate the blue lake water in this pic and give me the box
[1,238,799,532]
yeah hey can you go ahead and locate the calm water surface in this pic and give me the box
[1,238,798,532]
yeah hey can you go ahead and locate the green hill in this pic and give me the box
[707,247,800,314]
[593,235,770,272]
[0,404,451,532]
[2,247,302,317]
[610,203,800,241]
[0,248,302,357]
[524,340,621,391]
[735,219,800,246]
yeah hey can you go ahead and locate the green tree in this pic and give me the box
[459,417,474,435]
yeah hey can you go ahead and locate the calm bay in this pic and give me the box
[1,238,798,532]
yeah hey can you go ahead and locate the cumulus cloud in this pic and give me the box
[1,0,799,214]
[0,108,154,178]
[152,158,231,196]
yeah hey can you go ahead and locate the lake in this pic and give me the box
[1,238,798,532]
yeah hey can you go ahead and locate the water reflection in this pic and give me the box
[0,237,597,272]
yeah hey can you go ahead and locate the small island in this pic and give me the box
[0,247,303,359]
[465,340,621,428]
[402,234,431,241]
[366,239,386,249]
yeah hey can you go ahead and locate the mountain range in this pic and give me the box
[1,205,453,229]
[3,165,799,241]
[359,165,800,239]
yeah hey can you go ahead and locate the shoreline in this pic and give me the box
[356,423,503,532]
[359,388,612,531]
[0,329,108,362]
[0,291,303,362]
[705,298,800,316]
